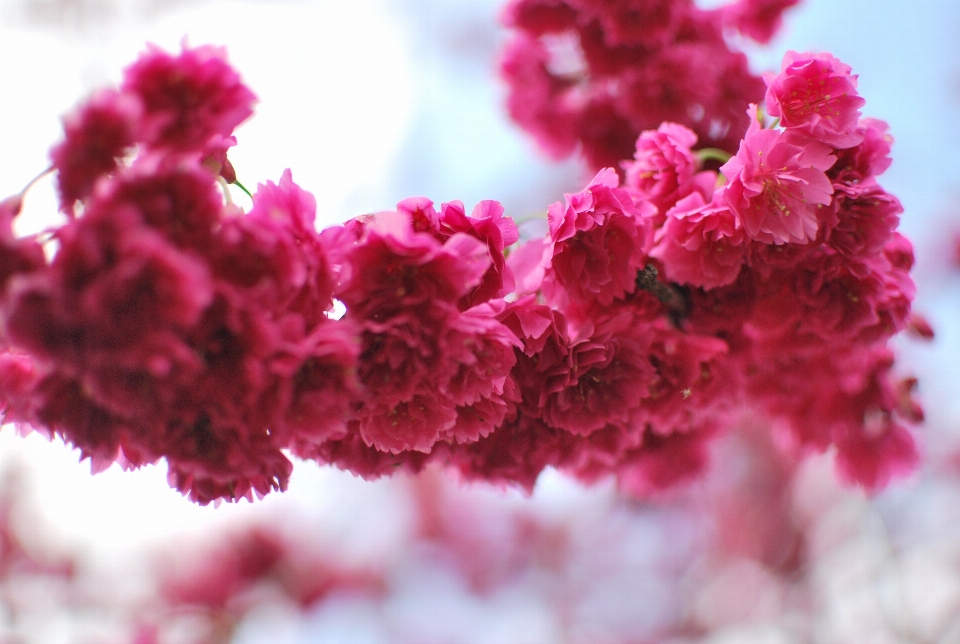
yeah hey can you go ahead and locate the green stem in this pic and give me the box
[233,180,253,199]
[695,148,732,165]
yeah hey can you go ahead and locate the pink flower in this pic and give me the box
[615,430,713,497]
[102,155,224,251]
[437,200,518,309]
[50,89,141,213]
[500,35,582,160]
[397,197,519,309]
[441,414,572,492]
[723,0,802,44]
[501,0,578,35]
[121,43,256,151]
[622,122,699,219]
[539,305,656,436]
[825,183,901,261]
[0,196,45,290]
[543,168,651,307]
[829,118,893,183]
[336,211,491,317]
[650,191,747,289]
[567,0,687,48]
[721,115,835,244]
[764,51,865,149]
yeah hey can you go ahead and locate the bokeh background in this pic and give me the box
[0,0,959,642]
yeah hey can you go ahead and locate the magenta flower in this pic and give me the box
[622,122,699,220]
[50,89,141,214]
[764,51,866,149]
[543,168,650,308]
[538,305,655,437]
[0,196,45,290]
[396,197,519,309]
[567,0,687,48]
[723,0,802,44]
[122,43,256,152]
[501,0,578,35]
[721,116,835,244]
[437,200,518,309]
[650,191,747,289]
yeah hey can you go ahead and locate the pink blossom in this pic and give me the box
[336,211,491,317]
[650,191,747,289]
[539,305,656,436]
[397,197,519,309]
[615,43,764,158]
[442,414,572,492]
[0,196,45,290]
[826,183,901,261]
[543,168,651,307]
[764,51,865,149]
[437,200,518,309]
[500,35,581,160]
[567,0,688,48]
[302,431,431,481]
[829,118,894,183]
[622,122,699,219]
[723,0,802,44]
[615,429,713,497]
[121,43,256,151]
[721,116,835,244]
[50,89,141,213]
[835,420,919,492]
[501,0,578,35]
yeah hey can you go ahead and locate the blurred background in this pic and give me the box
[0,0,959,642]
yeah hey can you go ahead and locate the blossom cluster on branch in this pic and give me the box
[500,0,801,171]
[0,5,922,505]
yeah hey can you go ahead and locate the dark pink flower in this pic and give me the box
[302,430,431,481]
[336,211,491,317]
[100,155,224,250]
[50,88,141,213]
[538,305,656,436]
[501,0,578,35]
[441,414,573,492]
[440,303,520,443]
[825,183,901,261]
[500,35,583,161]
[0,196,45,290]
[543,168,651,307]
[438,200,518,309]
[397,197,519,309]
[567,0,688,48]
[122,43,256,151]
[723,0,801,44]
[764,51,865,149]
[721,115,835,244]
[615,429,714,497]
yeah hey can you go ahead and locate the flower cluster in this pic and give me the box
[0,45,352,503]
[499,0,800,171]
[0,40,920,504]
